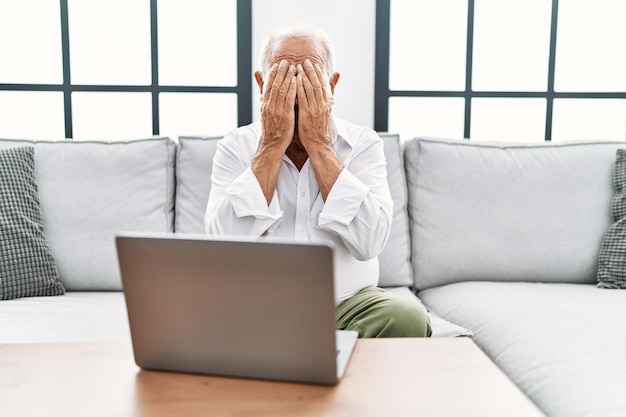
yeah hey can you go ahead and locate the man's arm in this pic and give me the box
[316,135,394,261]
[204,130,283,238]
[252,60,297,205]
[205,60,297,236]
[295,59,342,201]
[296,60,393,260]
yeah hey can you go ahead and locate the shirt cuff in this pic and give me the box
[318,169,369,226]
[226,167,282,221]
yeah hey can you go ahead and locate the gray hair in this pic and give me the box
[259,24,337,78]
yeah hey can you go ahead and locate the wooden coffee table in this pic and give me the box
[0,338,544,416]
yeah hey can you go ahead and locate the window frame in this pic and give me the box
[0,0,252,139]
[374,0,626,140]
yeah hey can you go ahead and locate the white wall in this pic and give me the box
[251,0,376,128]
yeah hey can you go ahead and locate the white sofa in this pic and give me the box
[1,134,626,417]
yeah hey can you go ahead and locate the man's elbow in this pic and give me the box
[351,232,391,261]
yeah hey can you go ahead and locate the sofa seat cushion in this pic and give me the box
[384,286,472,337]
[0,292,130,344]
[419,282,626,417]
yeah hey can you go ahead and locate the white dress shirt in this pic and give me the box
[204,116,393,304]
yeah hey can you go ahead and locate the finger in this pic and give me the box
[296,70,307,109]
[268,60,290,103]
[277,64,295,96]
[314,63,330,103]
[285,74,297,112]
[303,59,324,105]
[277,65,296,109]
[297,63,315,106]
[262,63,279,102]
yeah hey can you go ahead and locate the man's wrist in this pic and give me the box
[305,138,334,159]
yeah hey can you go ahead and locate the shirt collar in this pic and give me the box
[330,114,354,148]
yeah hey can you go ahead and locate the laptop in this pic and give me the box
[115,232,358,385]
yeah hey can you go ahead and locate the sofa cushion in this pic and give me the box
[0,137,176,291]
[0,292,130,343]
[404,137,626,290]
[384,286,472,337]
[597,149,626,289]
[419,282,626,417]
[175,133,413,287]
[0,146,65,300]
[378,134,413,287]
[175,136,221,233]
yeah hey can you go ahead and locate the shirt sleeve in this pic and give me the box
[204,131,282,237]
[317,130,394,261]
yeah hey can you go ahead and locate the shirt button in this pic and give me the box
[301,192,306,198]
[299,226,305,232]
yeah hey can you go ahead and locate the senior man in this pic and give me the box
[205,24,431,338]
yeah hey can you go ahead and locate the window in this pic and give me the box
[0,0,251,140]
[376,0,626,142]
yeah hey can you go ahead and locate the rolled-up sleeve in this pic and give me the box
[317,133,393,261]
[204,134,282,237]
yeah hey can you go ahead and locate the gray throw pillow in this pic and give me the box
[0,146,65,300]
[597,149,626,289]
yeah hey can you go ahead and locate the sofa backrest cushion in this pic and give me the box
[0,137,176,291]
[175,136,221,233]
[175,133,413,288]
[404,137,626,290]
[378,133,413,287]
